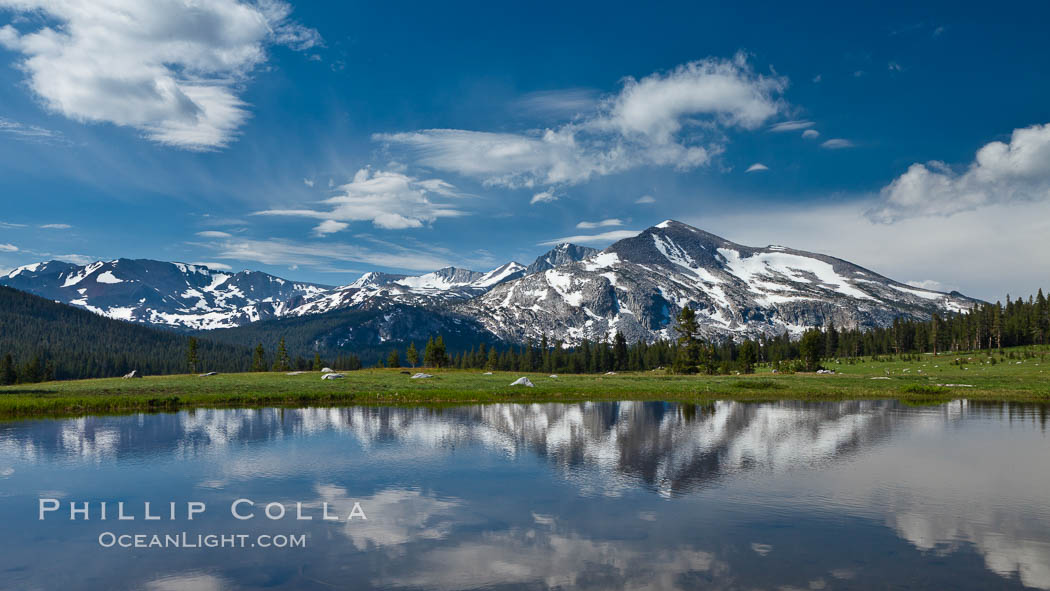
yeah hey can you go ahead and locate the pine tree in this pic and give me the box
[613,331,628,370]
[272,338,290,372]
[0,353,16,385]
[313,353,322,371]
[252,343,266,372]
[423,337,436,368]
[799,329,823,371]
[406,342,419,368]
[434,336,448,368]
[387,350,401,368]
[738,340,758,374]
[186,337,200,374]
[671,307,702,374]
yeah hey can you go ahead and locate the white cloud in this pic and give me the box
[888,61,903,72]
[906,279,948,292]
[255,168,467,230]
[530,191,558,205]
[53,253,96,265]
[870,122,1050,223]
[0,117,69,145]
[376,53,786,188]
[0,0,319,150]
[802,129,820,139]
[745,163,769,172]
[684,198,1050,301]
[514,88,597,118]
[821,138,854,149]
[635,195,656,204]
[312,220,348,236]
[212,237,455,272]
[189,261,233,271]
[0,243,18,252]
[39,223,71,229]
[0,221,27,229]
[575,218,623,229]
[303,178,314,187]
[195,231,232,238]
[538,229,640,246]
[768,120,813,132]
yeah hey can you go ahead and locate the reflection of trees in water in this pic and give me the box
[2,401,1046,497]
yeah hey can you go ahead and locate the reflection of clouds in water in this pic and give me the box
[314,485,462,552]
[888,508,1050,589]
[381,527,727,591]
[145,573,227,591]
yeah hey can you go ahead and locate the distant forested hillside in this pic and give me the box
[0,286,251,381]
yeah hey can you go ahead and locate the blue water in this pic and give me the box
[0,400,1048,590]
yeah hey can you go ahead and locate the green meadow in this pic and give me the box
[1,346,1047,418]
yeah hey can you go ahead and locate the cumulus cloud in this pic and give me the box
[538,229,640,246]
[635,195,656,204]
[907,279,948,292]
[376,53,786,188]
[530,191,558,205]
[0,0,319,150]
[0,243,18,252]
[255,168,467,230]
[769,120,814,132]
[575,218,623,229]
[745,163,769,172]
[802,129,820,139]
[870,123,1050,223]
[822,138,854,149]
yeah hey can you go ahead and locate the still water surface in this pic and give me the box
[0,400,1048,590]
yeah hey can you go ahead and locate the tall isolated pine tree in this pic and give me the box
[672,307,702,374]
[252,343,266,372]
[272,338,290,372]
[186,337,199,374]
[406,342,419,368]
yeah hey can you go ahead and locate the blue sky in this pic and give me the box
[1,1,1049,300]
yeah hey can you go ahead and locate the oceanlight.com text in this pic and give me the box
[97,532,307,549]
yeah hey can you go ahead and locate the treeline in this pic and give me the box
[376,290,1050,375]
[0,286,252,384]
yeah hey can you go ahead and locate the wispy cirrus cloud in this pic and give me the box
[376,53,787,190]
[745,163,769,172]
[255,168,468,232]
[0,0,320,150]
[821,138,854,149]
[575,218,623,229]
[0,243,18,252]
[538,229,640,246]
[0,117,70,145]
[768,120,814,132]
[39,223,71,229]
[207,237,456,272]
[869,122,1050,222]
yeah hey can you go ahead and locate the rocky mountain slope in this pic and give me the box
[1,223,978,344]
[0,259,329,330]
[458,220,979,345]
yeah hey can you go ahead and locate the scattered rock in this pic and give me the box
[604,371,617,375]
[321,367,334,373]
[285,371,306,375]
[510,377,535,387]
[816,369,835,374]
[321,373,345,380]
[482,372,493,375]
[410,373,433,379]
[122,370,142,379]
[870,376,891,380]
[400,371,411,375]
[549,374,558,378]
[938,383,974,387]
[198,372,218,377]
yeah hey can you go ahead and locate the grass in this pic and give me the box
[1,346,1048,419]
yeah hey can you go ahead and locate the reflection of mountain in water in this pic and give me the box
[2,400,908,494]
